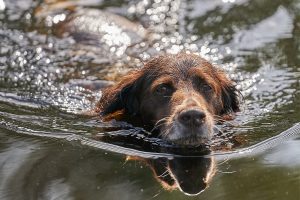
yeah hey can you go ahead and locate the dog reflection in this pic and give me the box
[129,155,216,196]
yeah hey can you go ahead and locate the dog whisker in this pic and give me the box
[159,124,174,139]
[150,122,166,133]
[213,125,224,135]
[157,170,170,178]
[155,117,171,126]
[150,117,171,133]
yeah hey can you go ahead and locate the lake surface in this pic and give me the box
[0,0,300,199]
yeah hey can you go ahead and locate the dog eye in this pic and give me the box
[155,84,173,95]
[193,77,213,93]
[202,84,212,92]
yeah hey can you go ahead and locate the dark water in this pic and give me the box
[0,0,300,199]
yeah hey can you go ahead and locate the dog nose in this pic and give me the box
[178,109,206,127]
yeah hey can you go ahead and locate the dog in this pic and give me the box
[94,53,240,145]
[127,155,216,196]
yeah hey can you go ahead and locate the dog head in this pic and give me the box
[97,53,239,145]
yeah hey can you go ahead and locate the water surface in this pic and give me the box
[0,0,300,199]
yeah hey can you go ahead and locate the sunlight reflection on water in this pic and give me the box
[1,0,300,198]
[0,0,5,11]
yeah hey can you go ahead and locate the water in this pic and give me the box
[0,0,300,199]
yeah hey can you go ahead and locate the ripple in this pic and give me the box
[231,6,293,51]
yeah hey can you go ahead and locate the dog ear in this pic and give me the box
[97,70,143,117]
[220,84,240,116]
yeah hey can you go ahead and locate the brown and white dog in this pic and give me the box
[95,53,240,145]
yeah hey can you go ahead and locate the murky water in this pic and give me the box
[0,0,300,199]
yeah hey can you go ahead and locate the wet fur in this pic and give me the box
[95,53,240,143]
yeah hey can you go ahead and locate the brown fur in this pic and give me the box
[95,53,239,144]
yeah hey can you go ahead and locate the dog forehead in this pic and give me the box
[166,64,209,81]
[143,54,215,84]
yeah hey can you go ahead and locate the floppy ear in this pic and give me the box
[212,67,240,117]
[220,84,240,116]
[96,70,143,117]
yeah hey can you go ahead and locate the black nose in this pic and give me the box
[178,109,206,127]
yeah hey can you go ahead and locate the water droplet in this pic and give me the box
[0,0,5,10]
